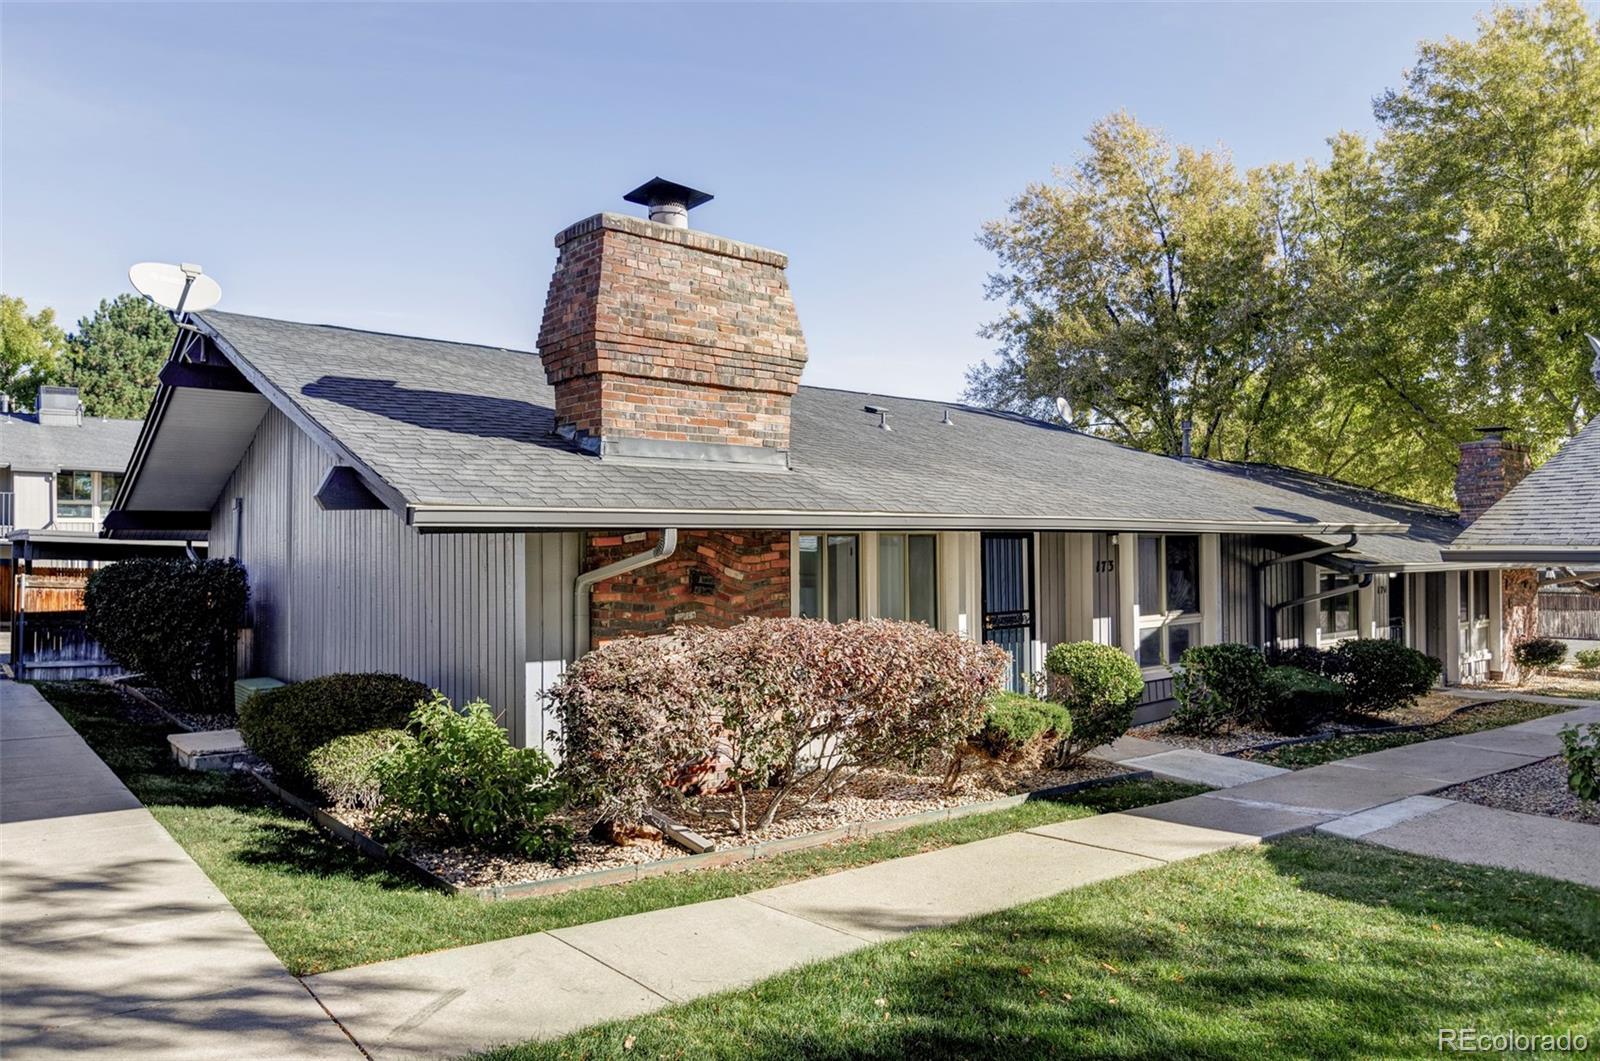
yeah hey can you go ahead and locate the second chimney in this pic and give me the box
[1455,426,1531,524]
[536,179,808,468]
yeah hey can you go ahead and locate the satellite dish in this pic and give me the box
[129,262,221,315]
[1055,396,1074,423]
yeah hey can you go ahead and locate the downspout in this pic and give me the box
[1268,572,1374,649]
[1253,533,1359,653]
[574,528,678,656]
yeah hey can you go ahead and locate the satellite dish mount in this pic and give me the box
[129,262,222,320]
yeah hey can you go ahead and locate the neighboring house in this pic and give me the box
[105,181,1531,749]
[1,386,140,541]
[1,386,143,671]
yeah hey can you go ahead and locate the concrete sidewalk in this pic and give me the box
[0,680,357,1060]
[305,700,1600,1060]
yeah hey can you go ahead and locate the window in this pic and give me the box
[1387,574,1406,641]
[878,533,938,626]
[56,470,95,519]
[1318,572,1357,637]
[1135,534,1202,667]
[1463,570,1491,655]
[797,533,860,623]
[99,472,123,506]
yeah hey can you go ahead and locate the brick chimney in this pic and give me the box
[1455,426,1531,524]
[535,179,808,469]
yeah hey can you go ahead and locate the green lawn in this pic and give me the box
[1250,698,1569,770]
[484,836,1600,1060]
[36,680,1199,975]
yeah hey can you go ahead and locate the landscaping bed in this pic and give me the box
[34,678,1199,974]
[1481,671,1600,701]
[1134,690,1475,756]
[1438,757,1600,825]
[320,756,1137,893]
[1239,698,1569,769]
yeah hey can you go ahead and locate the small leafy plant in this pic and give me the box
[1258,665,1346,736]
[972,692,1072,761]
[239,672,430,790]
[1045,641,1143,764]
[1513,637,1568,679]
[1170,643,1267,735]
[1559,723,1600,804]
[373,694,571,861]
[1574,648,1600,671]
[1330,639,1441,716]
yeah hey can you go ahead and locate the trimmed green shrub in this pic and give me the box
[84,558,249,713]
[304,728,407,809]
[1273,644,1333,675]
[239,672,431,789]
[1559,723,1600,804]
[1045,641,1144,764]
[1574,648,1600,671]
[373,694,570,861]
[1330,639,1441,716]
[1259,666,1346,736]
[973,692,1073,761]
[1513,637,1568,676]
[551,618,1009,833]
[1170,643,1267,735]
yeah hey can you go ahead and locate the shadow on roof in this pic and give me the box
[301,376,579,451]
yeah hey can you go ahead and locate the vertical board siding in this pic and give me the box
[525,530,579,753]
[211,409,529,741]
[1036,532,1069,648]
[1218,535,1305,650]
[1091,533,1118,646]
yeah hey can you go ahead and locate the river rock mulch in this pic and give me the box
[112,680,236,732]
[327,755,1132,889]
[1437,756,1600,825]
[1133,691,1477,756]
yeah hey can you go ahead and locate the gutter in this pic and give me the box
[1266,571,1375,650]
[573,528,678,655]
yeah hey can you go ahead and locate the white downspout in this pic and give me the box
[574,528,678,655]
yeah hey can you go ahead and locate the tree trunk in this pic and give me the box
[1502,569,1541,683]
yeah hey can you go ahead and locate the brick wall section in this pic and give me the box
[1455,435,1531,525]
[537,213,808,452]
[584,529,790,642]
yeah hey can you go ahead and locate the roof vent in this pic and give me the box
[623,177,714,229]
[940,409,954,426]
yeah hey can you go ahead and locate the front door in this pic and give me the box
[982,533,1034,692]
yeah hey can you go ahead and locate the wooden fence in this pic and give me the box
[14,610,120,679]
[1539,587,1600,642]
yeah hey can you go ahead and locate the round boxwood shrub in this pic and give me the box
[304,728,407,809]
[1170,643,1267,735]
[973,692,1073,762]
[1258,666,1346,735]
[1044,641,1143,764]
[84,557,250,713]
[1329,639,1441,716]
[239,672,431,789]
[1513,637,1568,676]
[1575,648,1600,672]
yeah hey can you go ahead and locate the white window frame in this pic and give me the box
[1317,571,1359,644]
[795,532,861,623]
[1134,534,1203,670]
[1461,570,1491,662]
[54,469,119,526]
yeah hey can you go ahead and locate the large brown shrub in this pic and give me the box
[551,618,1008,835]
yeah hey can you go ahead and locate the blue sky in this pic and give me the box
[3,2,1490,400]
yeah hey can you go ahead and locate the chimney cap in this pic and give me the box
[623,177,714,212]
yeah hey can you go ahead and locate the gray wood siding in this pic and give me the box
[1036,532,1069,648]
[525,531,580,753]
[1091,532,1118,645]
[212,409,531,742]
[1219,535,1305,650]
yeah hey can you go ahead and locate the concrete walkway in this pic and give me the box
[304,701,1600,1060]
[0,680,357,1060]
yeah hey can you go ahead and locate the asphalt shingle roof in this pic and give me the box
[1451,414,1600,550]
[1193,460,1465,568]
[0,412,142,474]
[192,310,1411,533]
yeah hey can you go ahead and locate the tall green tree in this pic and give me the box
[969,0,1600,505]
[60,294,176,419]
[0,295,65,411]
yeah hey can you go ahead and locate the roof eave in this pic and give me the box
[1440,544,1600,565]
[405,504,1406,535]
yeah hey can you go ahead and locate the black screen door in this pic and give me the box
[982,533,1034,692]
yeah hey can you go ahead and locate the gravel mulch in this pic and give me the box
[330,756,1132,889]
[112,681,237,733]
[1133,692,1477,756]
[1437,757,1600,826]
